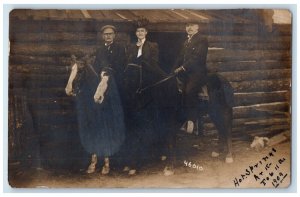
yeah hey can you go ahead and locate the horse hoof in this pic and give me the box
[211,151,220,158]
[225,156,234,163]
[128,169,136,175]
[86,163,96,174]
[163,166,174,176]
[101,166,110,175]
[123,166,130,172]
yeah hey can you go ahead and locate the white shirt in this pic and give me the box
[137,38,146,58]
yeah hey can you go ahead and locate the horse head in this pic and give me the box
[65,54,91,96]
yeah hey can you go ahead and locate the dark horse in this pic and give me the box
[123,63,234,175]
[65,55,126,174]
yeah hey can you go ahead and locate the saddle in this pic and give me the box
[176,77,209,101]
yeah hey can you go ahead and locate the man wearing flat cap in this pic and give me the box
[86,25,126,174]
[173,22,208,134]
[93,25,126,92]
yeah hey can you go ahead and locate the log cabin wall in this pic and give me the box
[8,9,292,169]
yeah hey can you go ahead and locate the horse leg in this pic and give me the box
[101,157,110,175]
[163,129,177,176]
[65,62,78,96]
[223,107,233,163]
[211,107,233,163]
[86,153,97,174]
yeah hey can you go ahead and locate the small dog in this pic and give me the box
[250,136,269,151]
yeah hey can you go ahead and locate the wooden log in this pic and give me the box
[9,19,134,33]
[219,69,291,82]
[37,122,77,131]
[208,42,291,50]
[234,91,290,106]
[267,130,290,146]
[10,73,69,88]
[10,64,70,75]
[9,55,72,66]
[207,35,291,43]
[10,31,130,44]
[10,32,97,43]
[234,124,290,135]
[10,43,96,56]
[243,124,290,137]
[207,60,291,72]
[10,87,67,98]
[232,117,290,127]
[201,116,289,132]
[30,109,77,125]
[230,79,290,93]
[27,97,75,111]
[232,102,290,119]
[272,24,292,36]
[207,49,291,62]
[37,125,79,142]
[9,19,97,33]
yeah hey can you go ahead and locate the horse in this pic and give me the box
[122,64,234,175]
[120,62,179,175]
[65,55,126,175]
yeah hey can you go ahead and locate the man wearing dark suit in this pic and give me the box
[173,22,209,133]
[93,25,126,93]
[86,25,126,175]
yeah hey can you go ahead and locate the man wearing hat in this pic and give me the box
[173,22,209,134]
[86,25,126,175]
[93,25,126,91]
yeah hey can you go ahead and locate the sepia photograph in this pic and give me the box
[7,8,292,189]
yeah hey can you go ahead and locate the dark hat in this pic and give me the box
[135,17,150,29]
[100,25,117,33]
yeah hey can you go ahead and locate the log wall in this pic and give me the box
[8,14,291,169]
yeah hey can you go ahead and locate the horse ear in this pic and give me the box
[70,54,77,65]
[83,54,95,66]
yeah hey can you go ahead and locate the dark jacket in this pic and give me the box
[93,42,126,86]
[127,40,166,82]
[174,32,208,86]
[125,40,167,109]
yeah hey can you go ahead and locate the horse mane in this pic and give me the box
[71,54,97,95]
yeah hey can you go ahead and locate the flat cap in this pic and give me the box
[100,25,117,33]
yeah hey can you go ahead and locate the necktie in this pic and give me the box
[187,35,192,43]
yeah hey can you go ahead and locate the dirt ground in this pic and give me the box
[8,133,291,189]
